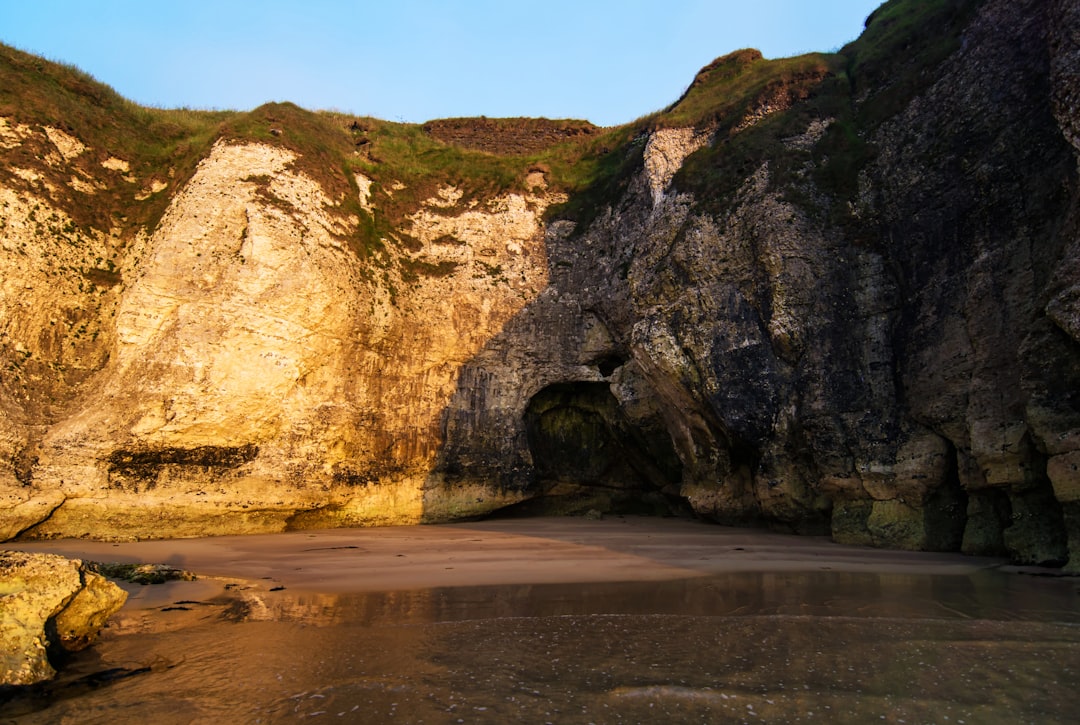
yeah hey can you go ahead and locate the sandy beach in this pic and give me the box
[6,516,1005,600]
[8,517,1080,724]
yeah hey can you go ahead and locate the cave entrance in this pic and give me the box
[923,440,968,551]
[513,382,686,516]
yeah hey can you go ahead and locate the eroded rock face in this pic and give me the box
[0,0,1078,567]
[0,551,127,686]
[859,0,1080,565]
[429,0,1080,565]
[1,134,558,538]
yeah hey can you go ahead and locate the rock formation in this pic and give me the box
[1,0,1078,567]
[0,551,127,686]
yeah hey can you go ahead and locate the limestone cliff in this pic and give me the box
[1,124,558,537]
[1,0,1079,567]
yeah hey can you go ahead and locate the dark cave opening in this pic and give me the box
[1003,452,1070,567]
[923,440,968,551]
[508,382,687,517]
[958,444,1069,566]
[591,354,627,378]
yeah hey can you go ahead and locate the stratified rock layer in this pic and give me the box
[1,0,1078,568]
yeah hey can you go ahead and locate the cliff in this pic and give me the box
[1,0,1078,568]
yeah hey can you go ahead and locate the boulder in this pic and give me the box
[0,551,128,686]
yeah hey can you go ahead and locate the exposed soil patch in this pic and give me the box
[423,117,602,156]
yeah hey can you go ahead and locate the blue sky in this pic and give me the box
[0,0,883,126]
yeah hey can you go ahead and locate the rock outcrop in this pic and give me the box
[1,0,1079,567]
[430,0,1080,566]
[1,132,558,538]
[0,551,127,686]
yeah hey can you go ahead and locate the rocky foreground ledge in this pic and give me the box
[0,551,127,686]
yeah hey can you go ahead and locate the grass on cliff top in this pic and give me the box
[667,0,985,225]
[0,0,987,250]
[661,49,839,131]
[671,51,853,214]
[545,48,849,231]
[344,117,525,198]
[841,0,984,126]
[334,0,985,237]
[0,43,229,233]
[219,102,363,207]
[0,41,619,261]
[216,106,630,260]
[327,111,641,243]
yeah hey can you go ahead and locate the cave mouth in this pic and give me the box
[507,382,687,517]
[591,354,626,378]
[922,439,968,552]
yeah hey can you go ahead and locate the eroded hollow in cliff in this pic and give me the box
[513,382,687,516]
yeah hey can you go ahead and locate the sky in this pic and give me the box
[0,0,884,127]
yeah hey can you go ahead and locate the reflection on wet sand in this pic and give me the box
[157,569,1080,628]
[5,568,1080,723]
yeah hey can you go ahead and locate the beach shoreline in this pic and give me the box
[5,516,1009,600]
[6,518,1080,724]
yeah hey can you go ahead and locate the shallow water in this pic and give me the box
[5,569,1080,724]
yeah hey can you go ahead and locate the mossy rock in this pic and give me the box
[867,499,926,551]
[87,562,195,585]
[829,500,874,546]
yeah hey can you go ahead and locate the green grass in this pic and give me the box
[342,117,525,205]
[542,49,844,230]
[812,0,983,221]
[843,0,983,126]
[214,107,630,269]
[662,49,838,131]
[221,102,367,209]
[539,123,650,229]
[670,0,985,222]
[671,52,848,213]
[0,43,229,234]
[0,0,988,256]
[326,112,641,241]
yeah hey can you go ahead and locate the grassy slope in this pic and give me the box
[0,42,620,266]
[0,0,985,250]
[0,43,230,234]
[671,0,985,221]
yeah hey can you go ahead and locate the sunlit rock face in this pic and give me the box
[0,551,127,685]
[2,139,558,539]
[1,0,1079,568]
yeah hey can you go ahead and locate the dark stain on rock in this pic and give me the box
[106,444,258,491]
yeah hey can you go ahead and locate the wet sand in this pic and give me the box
[6,516,1005,600]
[7,518,1080,724]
